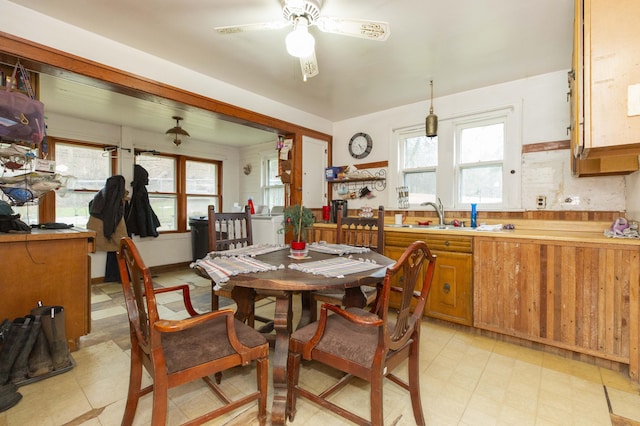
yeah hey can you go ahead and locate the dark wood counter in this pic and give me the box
[0,228,96,351]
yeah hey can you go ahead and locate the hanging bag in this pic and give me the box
[0,61,45,145]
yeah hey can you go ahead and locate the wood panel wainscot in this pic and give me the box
[473,235,640,379]
[0,229,96,351]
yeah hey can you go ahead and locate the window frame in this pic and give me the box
[391,104,522,211]
[134,151,222,233]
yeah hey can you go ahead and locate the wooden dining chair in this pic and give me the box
[116,236,269,426]
[208,205,271,329]
[287,240,436,426]
[313,205,385,310]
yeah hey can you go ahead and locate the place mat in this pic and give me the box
[191,256,280,289]
[288,256,383,278]
[307,242,370,255]
[209,243,288,257]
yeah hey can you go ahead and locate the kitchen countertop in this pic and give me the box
[313,219,640,246]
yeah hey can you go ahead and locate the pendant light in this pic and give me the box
[166,116,190,146]
[425,80,438,138]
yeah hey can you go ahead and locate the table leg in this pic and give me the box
[270,292,292,425]
[230,286,254,322]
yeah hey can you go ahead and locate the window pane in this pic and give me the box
[264,187,284,208]
[149,194,177,230]
[56,191,96,227]
[11,204,38,226]
[266,157,281,186]
[186,161,217,194]
[136,156,175,193]
[459,123,504,163]
[404,136,437,168]
[187,196,217,223]
[262,155,284,209]
[404,171,435,205]
[55,144,110,190]
[459,166,503,204]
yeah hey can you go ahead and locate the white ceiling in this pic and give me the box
[8,0,574,146]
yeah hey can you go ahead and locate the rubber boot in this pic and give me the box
[10,315,40,383]
[27,327,53,378]
[0,318,31,385]
[28,305,54,378]
[40,306,71,370]
[0,319,10,343]
[0,383,22,413]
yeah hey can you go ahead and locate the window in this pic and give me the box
[54,141,115,227]
[397,129,438,205]
[262,153,284,209]
[135,153,221,232]
[456,119,505,205]
[393,105,521,210]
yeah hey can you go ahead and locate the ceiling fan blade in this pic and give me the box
[215,20,290,34]
[316,17,390,41]
[299,51,319,81]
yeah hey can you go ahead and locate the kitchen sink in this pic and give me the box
[386,224,469,230]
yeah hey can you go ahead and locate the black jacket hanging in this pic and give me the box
[125,164,160,238]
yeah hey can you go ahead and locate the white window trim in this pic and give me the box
[390,102,522,211]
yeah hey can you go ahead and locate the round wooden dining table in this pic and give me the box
[222,248,394,425]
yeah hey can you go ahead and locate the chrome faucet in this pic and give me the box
[420,197,444,225]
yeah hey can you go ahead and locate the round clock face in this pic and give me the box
[349,132,373,159]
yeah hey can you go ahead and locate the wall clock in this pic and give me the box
[348,132,373,159]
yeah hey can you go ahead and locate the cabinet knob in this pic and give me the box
[443,283,451,294]
[444,240,450,247]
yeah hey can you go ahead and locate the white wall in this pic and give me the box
[332,71,628,213]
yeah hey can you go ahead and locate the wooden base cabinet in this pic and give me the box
[473,236,640,379]
[0,229,96,351]
[385,231,473,325]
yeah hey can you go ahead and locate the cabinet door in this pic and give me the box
[426,250,472,326]
[570,0,639,175]
[582,0,640,157]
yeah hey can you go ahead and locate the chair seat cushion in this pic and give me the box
[290,307,380,368]
[162,317,266,374]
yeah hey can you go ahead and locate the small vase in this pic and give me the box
[290,241,308,258]
[290,241,306,250]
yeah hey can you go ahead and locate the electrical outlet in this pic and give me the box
[536,195,546,209]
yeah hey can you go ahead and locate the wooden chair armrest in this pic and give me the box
[154,308,234,332]
[153,284,198,316]
[322,303,383,326]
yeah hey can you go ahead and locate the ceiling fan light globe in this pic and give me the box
[286,29,315,58]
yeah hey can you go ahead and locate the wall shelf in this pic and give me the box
[329,168,386,192]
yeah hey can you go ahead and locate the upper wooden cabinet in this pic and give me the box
[569,0,640,175]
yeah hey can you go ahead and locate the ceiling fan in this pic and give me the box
[215,0,390,81]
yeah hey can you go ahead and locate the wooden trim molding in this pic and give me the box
[522,140,570,153]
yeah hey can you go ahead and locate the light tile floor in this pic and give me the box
[2,268,640,425]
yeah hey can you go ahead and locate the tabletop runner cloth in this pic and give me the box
[287,256,383,278]
[192,256,280,289]
[307,242,371,255]
[208,243,288,257]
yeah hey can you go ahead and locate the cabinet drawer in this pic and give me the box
[385,231,472,253]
